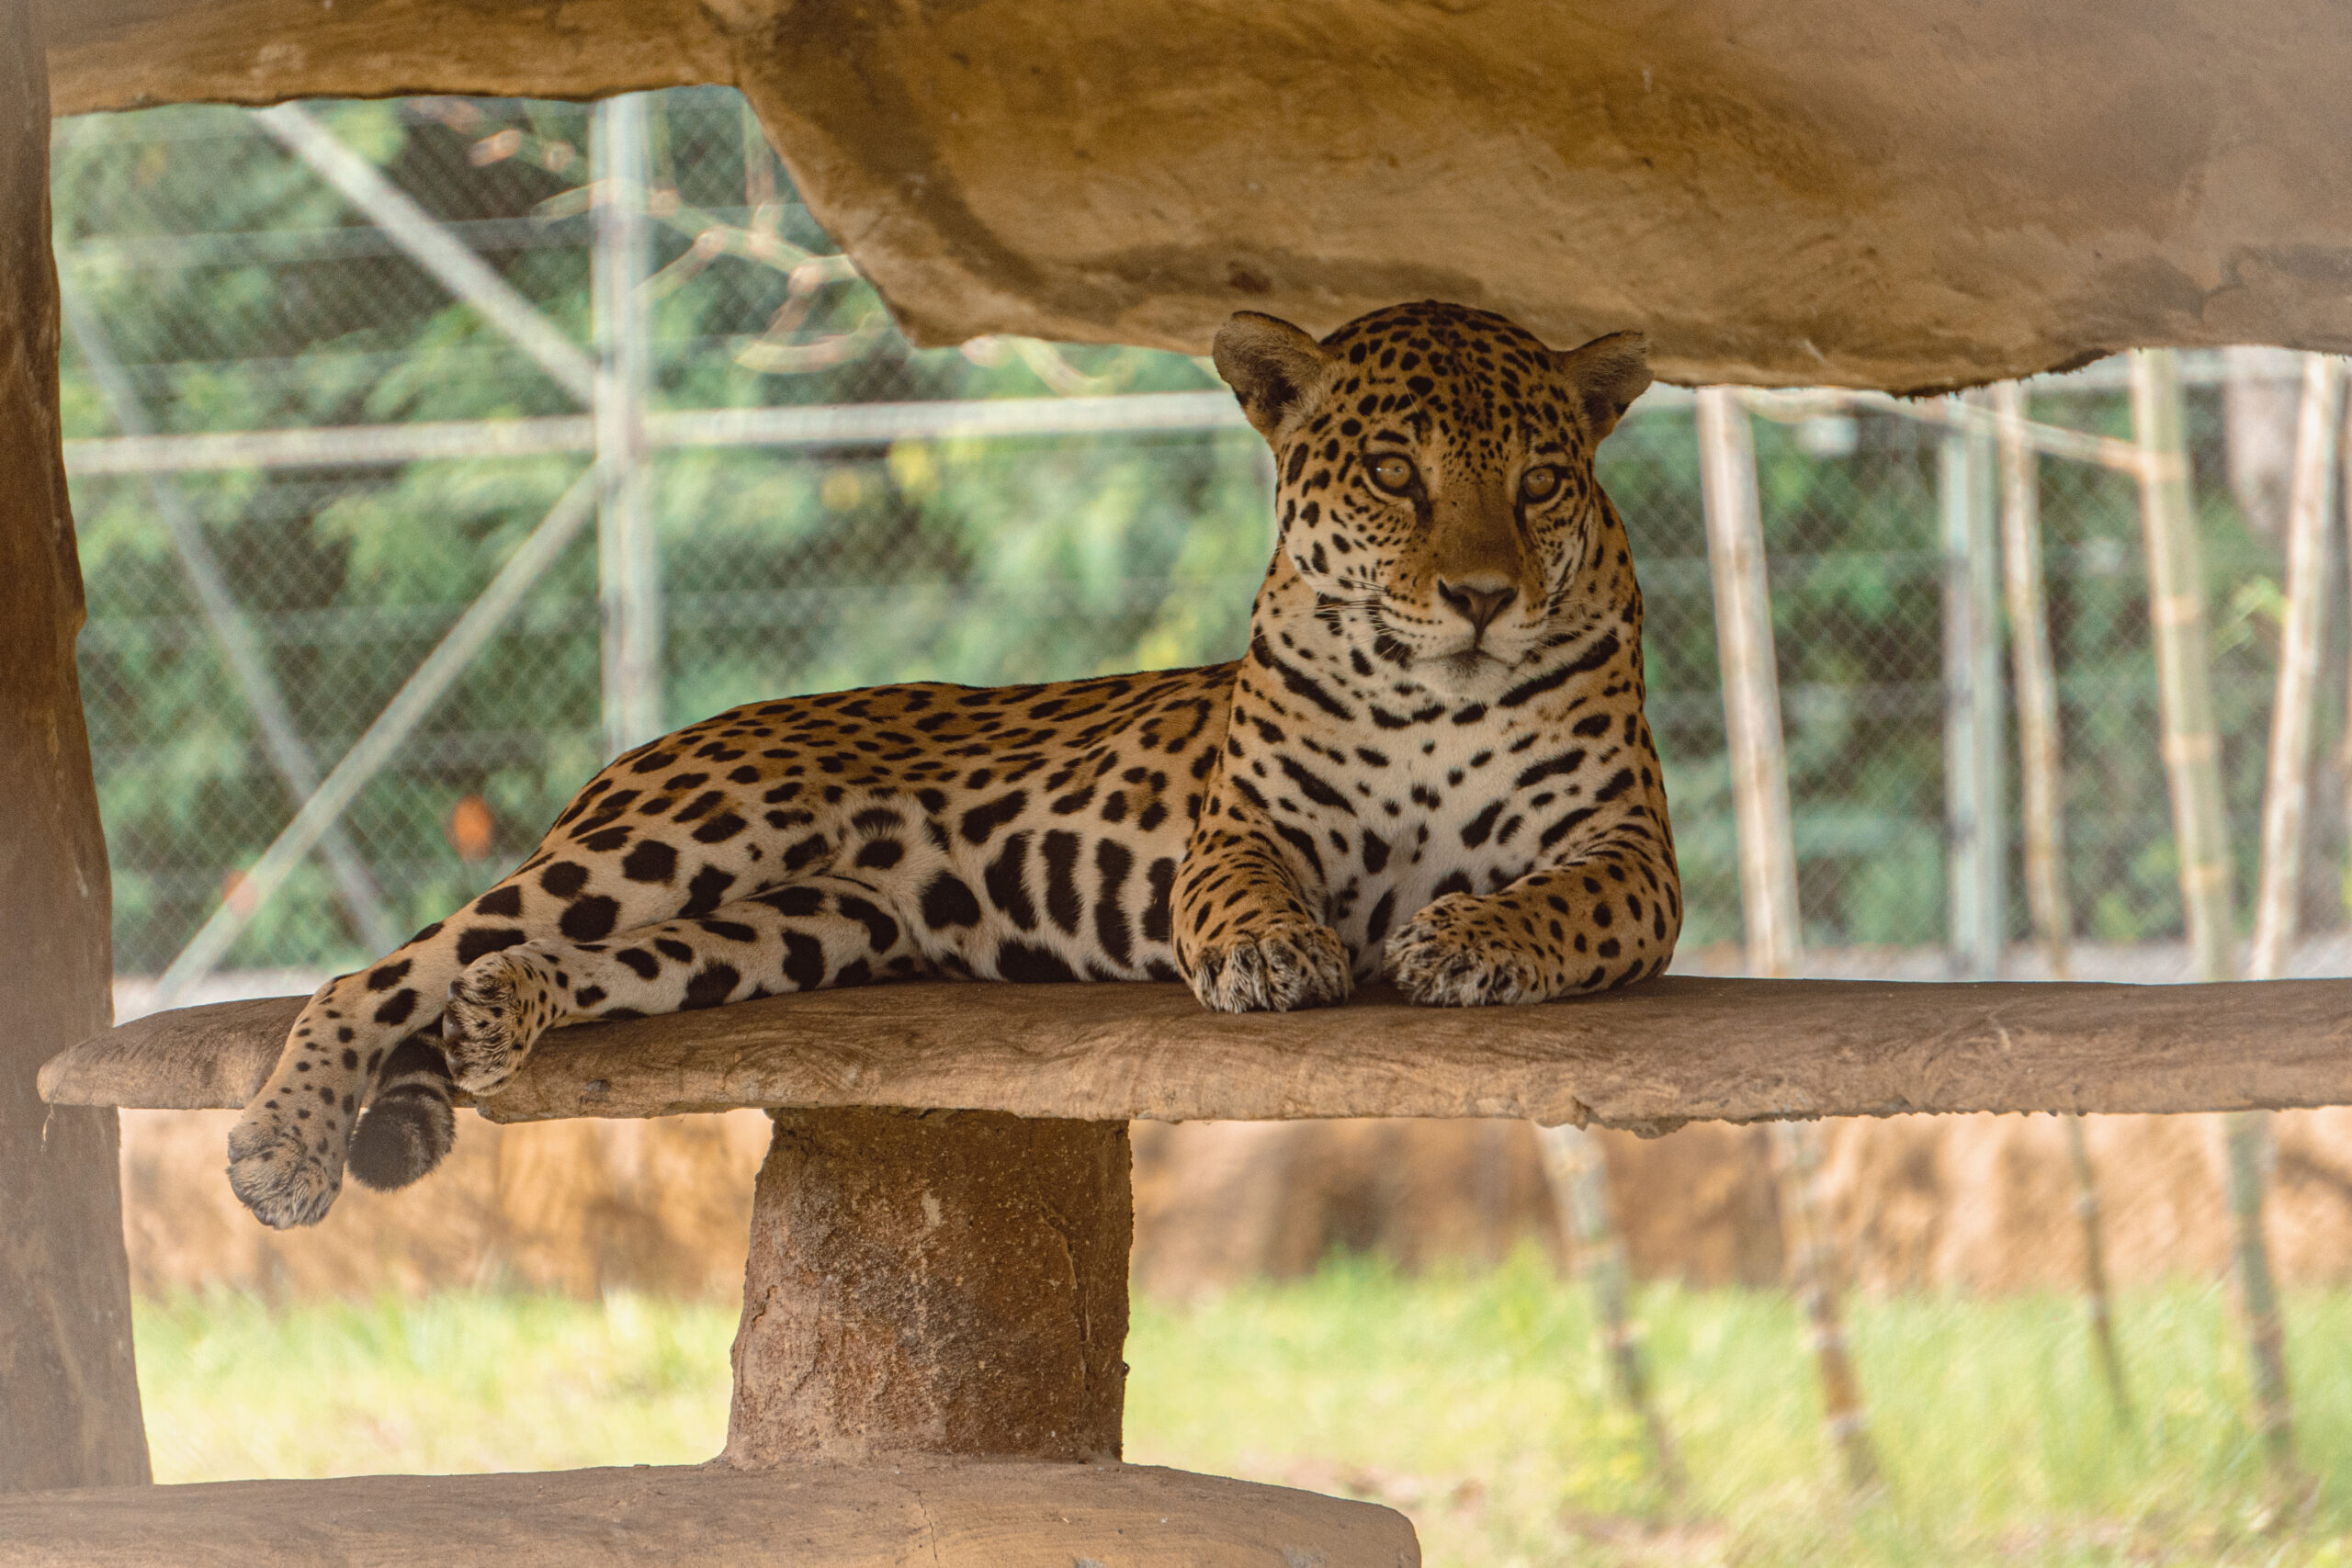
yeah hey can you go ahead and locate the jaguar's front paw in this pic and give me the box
[443,947,564,1092]
[227,1111,344,1229]
[1188,921,1352,1013]
[1384,893,1549,1006]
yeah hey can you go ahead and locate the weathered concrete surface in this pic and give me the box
[726,1109,1130,1466]
[41,976,2352,1129]
[41,0,726,111]
[42,0,2352,388]
[0,1462,1421,1565]
[0,0,149,1494]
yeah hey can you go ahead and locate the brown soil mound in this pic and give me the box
[1130,1119,1783,1294]
[118,1107,2352,1299]
[122,1109,767,1300]
[1816,1109,2352,1292]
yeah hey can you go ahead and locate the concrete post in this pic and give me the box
[725,1109,1130,1467]
[0,1,151,1491]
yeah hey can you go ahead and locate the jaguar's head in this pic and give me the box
[1216,299,1650,700]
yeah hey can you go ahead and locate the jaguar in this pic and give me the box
[226,299,1682,1229]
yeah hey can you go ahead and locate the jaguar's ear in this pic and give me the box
[1213,312,1333,443]
[1553,331,1652,440]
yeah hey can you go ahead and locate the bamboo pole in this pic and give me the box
[2131,347,2294,1472]
[1991,379,2131,1420]
[2132,351,2236,981]
[2333,378,2352,921]
[2060,1123,2128,1416]
[2222,1114,2292,1471]
[1697,387,1880,1494]
[1994,382,2069,982]
[2233,353,2340,1474]
[2250,355,2344,979]
[1536,1124,1687,1499]
[1767,1119,1880,1488]
[1698,389,1800,973]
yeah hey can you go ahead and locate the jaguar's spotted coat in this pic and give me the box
[227,300,1681,1228]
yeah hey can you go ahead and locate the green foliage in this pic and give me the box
[54,89,2322,976]
[134,1288,730,1481]
[55,92,1261,974]
[1611,394,2307,955]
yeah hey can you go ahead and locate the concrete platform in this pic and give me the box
[0,1461,1419,1566]
[41,974,2352,1132]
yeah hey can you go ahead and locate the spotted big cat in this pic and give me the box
[227,299,1682,1228]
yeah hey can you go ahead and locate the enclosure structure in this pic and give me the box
[11,0,2352,1560]
[14,973,2352,1561]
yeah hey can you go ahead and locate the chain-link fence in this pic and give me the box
[52,89,2352,997]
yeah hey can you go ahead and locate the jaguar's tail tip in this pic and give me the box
[347,1036,456,1191]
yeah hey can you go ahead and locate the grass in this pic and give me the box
[134,1250,2352,1566]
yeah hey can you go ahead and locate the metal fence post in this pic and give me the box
[594,93,663,759]
[1940,399,2006,978]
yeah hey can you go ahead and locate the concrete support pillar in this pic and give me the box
[0,1,151,1492]
[724,1109,1130,1467]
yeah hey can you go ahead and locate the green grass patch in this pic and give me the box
[135,1250,2352,1565]
[135,1291,732,1480]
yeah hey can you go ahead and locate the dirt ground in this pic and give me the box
[118,1102,2352,1300]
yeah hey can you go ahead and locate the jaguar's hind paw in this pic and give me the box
[442,946,566,1092]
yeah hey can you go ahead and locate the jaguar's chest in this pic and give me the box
[1249,708,1611,952]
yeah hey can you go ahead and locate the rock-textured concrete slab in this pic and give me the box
[40,976,2352,1130]
[0,1461,1420,1566]
[41,0,2352,389]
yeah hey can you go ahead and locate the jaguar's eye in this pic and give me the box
[1367,454,1418,494]
[1521,466,1561,502]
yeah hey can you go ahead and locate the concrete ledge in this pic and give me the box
[40,975,2352,1129]
[41,0,2352,389]
[0,1461,1419,1567]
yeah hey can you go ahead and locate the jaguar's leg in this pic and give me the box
[1384,834,1682,1006]
[442,875,924,1090]
[229,767,782,1227]
[1170,818,1350,1014]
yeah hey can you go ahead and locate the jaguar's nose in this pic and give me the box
[1436,577,1518,634]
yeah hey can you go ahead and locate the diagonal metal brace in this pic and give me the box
[254,104,597,405]
[60,279,401,957]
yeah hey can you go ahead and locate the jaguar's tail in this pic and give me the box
[346,1032,456,1191]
